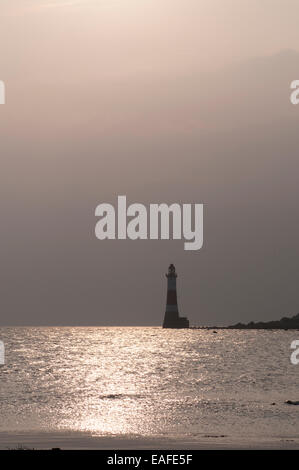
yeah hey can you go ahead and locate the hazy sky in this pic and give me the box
[1,0,299,326]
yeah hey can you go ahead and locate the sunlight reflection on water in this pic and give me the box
[0,327,299,439]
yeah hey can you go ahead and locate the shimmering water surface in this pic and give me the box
[0,327,299,442]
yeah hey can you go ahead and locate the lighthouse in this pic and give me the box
[163,264,189,328]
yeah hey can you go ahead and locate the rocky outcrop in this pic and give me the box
[228,313,299,329]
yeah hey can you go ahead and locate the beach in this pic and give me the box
[1,431,299,450]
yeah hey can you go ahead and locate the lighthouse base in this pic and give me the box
[163,312,189,329]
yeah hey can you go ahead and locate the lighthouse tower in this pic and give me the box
[163,264,189,328]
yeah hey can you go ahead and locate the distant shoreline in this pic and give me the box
[190,326,299,330]
[189,312,299,330]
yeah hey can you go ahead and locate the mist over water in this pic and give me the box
[1,327,299,444]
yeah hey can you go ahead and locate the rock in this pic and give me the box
[285,400,299,405]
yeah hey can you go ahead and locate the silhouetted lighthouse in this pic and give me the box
[163,264,189,328]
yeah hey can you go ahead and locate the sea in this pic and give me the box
[0,327,299,448]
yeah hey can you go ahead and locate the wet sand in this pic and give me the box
[1,431,299,450]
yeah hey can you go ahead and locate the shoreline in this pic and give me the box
[1,431,299,450]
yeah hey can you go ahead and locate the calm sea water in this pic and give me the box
[0,327,299,442]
